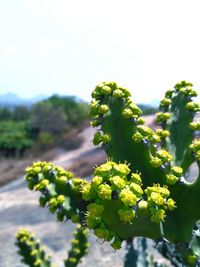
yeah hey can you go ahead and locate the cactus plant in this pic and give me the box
[124,237,167,267]
[16,229,52,267]
[21,81,200,266]
[16,225,89,267]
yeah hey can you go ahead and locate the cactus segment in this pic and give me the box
[83,161,177,245]
[90,81,200,256]
[64,224,89,267]
[16,229,52,267]
[90,82,182,189]
[157,81,200,172]
[154,81,200,244]
[25,162,87,223]
[190,223,200,265]
[16,226,89,267]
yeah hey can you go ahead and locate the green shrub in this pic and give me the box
[0,120,32,156]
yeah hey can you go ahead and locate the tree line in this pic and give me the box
[0,95,89,157]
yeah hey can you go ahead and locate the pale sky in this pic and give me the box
[0,0,200,103]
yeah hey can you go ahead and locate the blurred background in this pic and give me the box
[0,0,200,266]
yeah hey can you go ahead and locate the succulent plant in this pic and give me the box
[16,228,52,267]
[21,81,200,266]
[16,225,89,267]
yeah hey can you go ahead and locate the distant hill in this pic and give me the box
[0,92,48,107]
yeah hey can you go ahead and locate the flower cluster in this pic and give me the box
[81,161,176,249]
[190,139,200,161]
[90,82,144,146]
[25,161,86,223]
[81,161,143,249]
[145,184,176,223]
[156,112,172,123]
[90,81,131,130]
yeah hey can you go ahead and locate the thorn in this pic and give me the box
[142,139,150,147]
[191,151,196,158]
[120,99,125,106]
[105,180,112,186]
[164,162,171,168]
[43,188,49,196]
[189,111,196,117]
[49,170,57,178]
[130,117,137,124]
[112,190,119,200]
[161,122,167,128]
[59,205,65,213]
[153,143,159,149]
[132,205,138,212]
[102,144,109,151]
[159,162,171,173]
[33,177,38,183]
[98,114,104,123]
[160,165,166,172]
[99,95,105,102]
[178,176,186,184]
[68,180,73,187]
[186,95,192,102]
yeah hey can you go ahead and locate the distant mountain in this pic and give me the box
[0,92,48,107]
[29,94,48,103]
[0,93,24,105]
[138,99,160,108]
[149,99,160,107]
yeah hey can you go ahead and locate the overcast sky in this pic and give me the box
[0,0,200,103]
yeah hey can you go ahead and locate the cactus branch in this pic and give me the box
[64,225,89,267]
[16,229,52,267]
[16,225,89,267]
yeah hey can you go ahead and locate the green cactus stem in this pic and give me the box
[16,229,52,267]
[154,81,200,245]
[90,82,200,244]
[156,80,200,171]
[124,237,168,267]
[16,225,89,267]
[90,82,182,189]
[24,161,88,223]
[124,239,138,267]
[64,225,90,267]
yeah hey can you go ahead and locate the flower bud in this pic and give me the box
[118,207,135,223]
[97,184,112,200]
